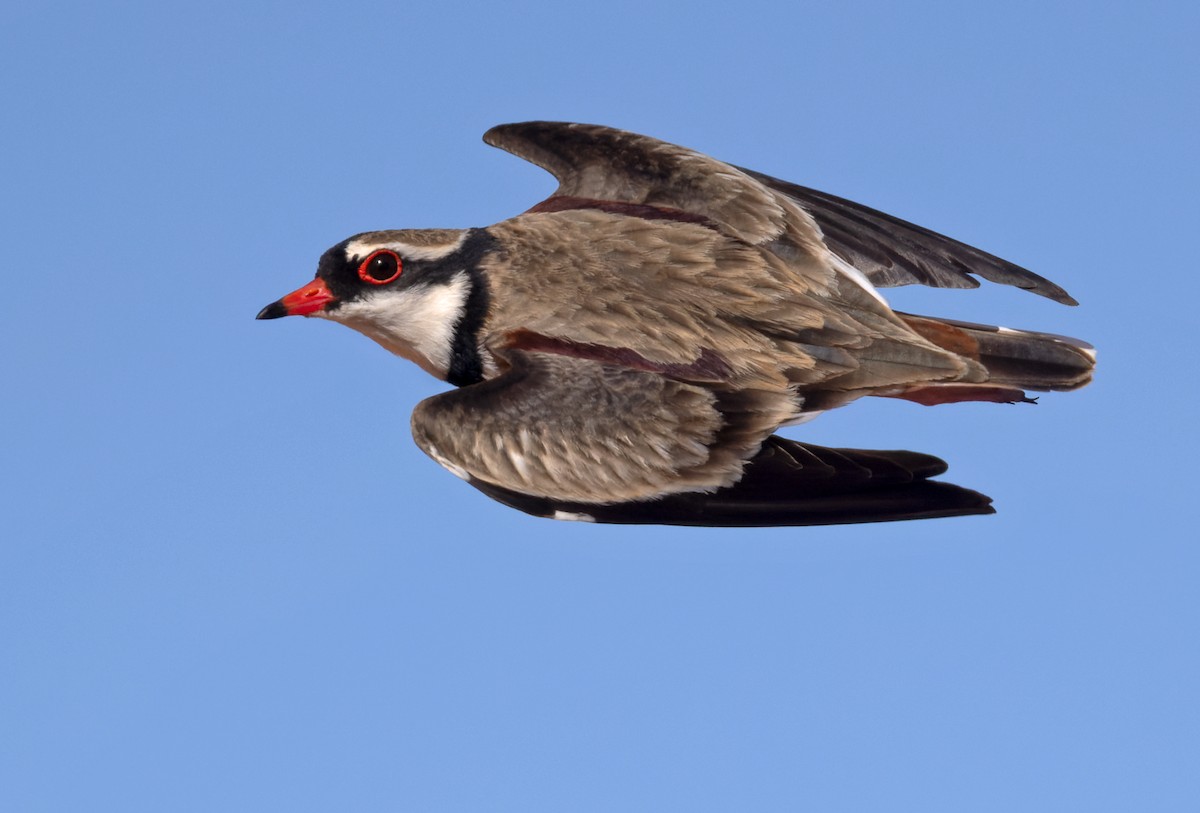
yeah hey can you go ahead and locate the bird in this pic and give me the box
[257,121,1094,527]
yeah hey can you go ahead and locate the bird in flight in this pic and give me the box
[258,122,1094,527]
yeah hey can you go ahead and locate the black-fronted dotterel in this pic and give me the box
[258,122,1094,527]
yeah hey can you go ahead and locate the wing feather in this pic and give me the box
[485,121,1077,304]
[739,169,1078,305]
[484,121,802,247]
[466,437,995,527]
[410,350,794,504]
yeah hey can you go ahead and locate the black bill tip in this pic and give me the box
[256,300,288,320]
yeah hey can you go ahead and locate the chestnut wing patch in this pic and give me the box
[502,329,734,383]
[526,196,719,229]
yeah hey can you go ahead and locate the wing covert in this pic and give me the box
[484,121,819,249]
[410,350,791,504]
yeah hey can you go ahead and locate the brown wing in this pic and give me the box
[484,121,824,251]
[411,350,992,526]
[410,350,794,505]
[484,121,1076,304]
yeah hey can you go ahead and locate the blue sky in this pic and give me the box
[2,1,1197,810]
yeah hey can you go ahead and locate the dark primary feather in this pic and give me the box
[467,438,995,527]
[739,168,1079,305]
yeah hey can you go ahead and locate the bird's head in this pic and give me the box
[257,229,492,382]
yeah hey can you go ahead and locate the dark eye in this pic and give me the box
[358,250,402,285]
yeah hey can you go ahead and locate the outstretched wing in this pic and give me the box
[410,350,991,527]
[484,121,1075,304]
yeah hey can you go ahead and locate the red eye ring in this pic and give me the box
[357,249,403,285]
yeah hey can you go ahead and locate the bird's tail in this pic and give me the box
[886,312,1095,405]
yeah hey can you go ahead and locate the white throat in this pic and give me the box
[323,274,471,380]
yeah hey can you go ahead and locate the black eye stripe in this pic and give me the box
[357,250,402,285]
